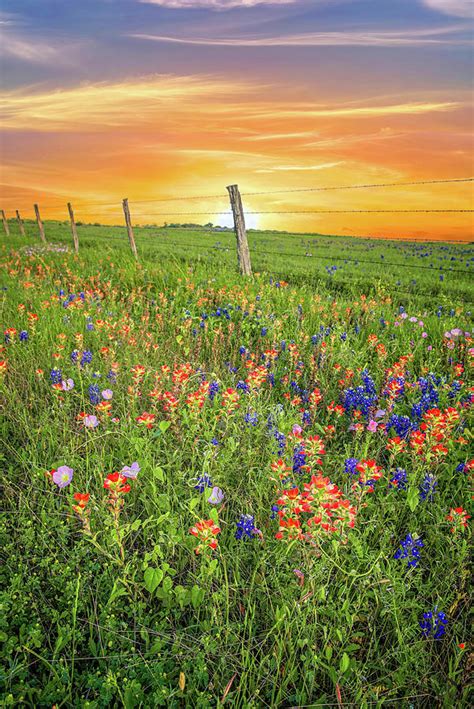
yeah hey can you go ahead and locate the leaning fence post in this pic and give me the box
[1,209,10,236]
[67,202,79,253]
[34,204,46,243]
[122,198,138,260]
[226,184,252,276]
[16,210,26,237]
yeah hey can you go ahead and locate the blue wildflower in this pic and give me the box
[50,369,62,384]
[390,468,408,491]
[208,380,219,401]
[420,608,448,639]
[194,474,212,493]
[88,384,101,405]
[235,514,258,540]
[244,411,258,427]
[344,458,359,475]
[419,474,437,502]
[80,350,93,367]
[19,330,28,342]
[394,534,424,568]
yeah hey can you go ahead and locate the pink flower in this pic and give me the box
[422,332,428,338]
[84,414,99,428]
[61,378,74,391]
[207,487,224,505]
[102,389,113,400]
[120,462,140,479]
[367,420,378,433]
[52,465,74,488]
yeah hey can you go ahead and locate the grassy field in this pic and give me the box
[0,221,472,707]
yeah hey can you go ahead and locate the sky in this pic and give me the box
[0,0,473,239]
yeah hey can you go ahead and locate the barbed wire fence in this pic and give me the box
[1,177,473,284]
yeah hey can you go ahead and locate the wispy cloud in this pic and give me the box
[255,161,343,173]
[140,0,298,8]
[0,75,253,130]
[241,131,317,141]
[1,73,463,133]
[131,24,470,47]
[250,102,462,119]
[0,31,61,63]
[422,1,473,18]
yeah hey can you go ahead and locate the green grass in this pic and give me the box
[0,221,472,707]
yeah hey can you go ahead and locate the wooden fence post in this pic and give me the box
[226,184,252,276]
[16,210,26,237]
[34,204,46,243]
[67,202,79,253]
[1,209,10,236]
[122,198,138,260]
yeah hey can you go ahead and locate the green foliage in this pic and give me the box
[0,223,472,707]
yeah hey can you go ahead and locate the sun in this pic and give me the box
[217,211,259,230]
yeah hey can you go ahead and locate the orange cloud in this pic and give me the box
[0,73,471,241]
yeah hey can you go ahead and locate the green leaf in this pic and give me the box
[154,466,165,481]
[340,652,350,673]
[407,486,419,512]
[144,567,164,594]
[159,421,171,434]
[191,585,205,609]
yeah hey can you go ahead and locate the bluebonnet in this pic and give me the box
[71,349,79,364]
[50,369,62,384]
[244,411,258,427]
[208,380,219,401]
[448,381,462,400]
[390,468,408,491]
[342,369,377,417]
[420,608,448,639]
[386,414,414,439]
[261,327,268,336]
[394,534,424,568]
[273,430,286,455]
[107,369,117,383]
[237,380,250,394]
[239,346,246,355]
[270,505,279,520]
[80,350,93,367]
[194,474,212,493]
[235,514,258,540]
[88,384,101,405]
[302,410,311,426]
[340,332,347,342]
[292,445,307,474]
[211,438,219,446]
[86,321,94,331]
[419,474,437,502]
[344,458,359,475]
[19,330,28,342]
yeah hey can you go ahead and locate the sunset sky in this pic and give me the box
[0,0,473,239]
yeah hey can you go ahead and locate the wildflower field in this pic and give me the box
[1,223,472,708]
